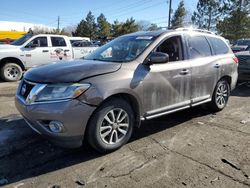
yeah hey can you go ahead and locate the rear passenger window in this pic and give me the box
[207,37,229,55]
[188,35,212,59]
[51,37,66,47]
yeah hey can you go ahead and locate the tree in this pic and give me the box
[74,11,97,39]
[111,18,139,37]
[147,24,158,31]
[111,20,123,37]
[216,9,250,41]
[191,0,224,30]
[223,0,250,14]
[137,20,159,31]
[122,18,140,34]
[171,0,186,29]
[97,13,111,38]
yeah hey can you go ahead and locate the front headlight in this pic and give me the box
[26,83,90,104]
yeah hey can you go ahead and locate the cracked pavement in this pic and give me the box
[0,81,250,188]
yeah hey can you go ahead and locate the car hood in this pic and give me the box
[0,44,18,49]
[24,60,122,83]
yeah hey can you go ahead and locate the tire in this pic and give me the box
[87,98,134,153]
[208,79,230,112]
[0,63,23,82]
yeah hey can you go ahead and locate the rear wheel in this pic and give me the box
[0,63,23,82]
[87,98,134,153]
[208,79,230,111]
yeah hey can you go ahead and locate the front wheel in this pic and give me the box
[87,98,134,153]
[0,63,23,82]
[208,79,230,112]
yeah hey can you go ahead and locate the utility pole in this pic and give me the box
[168,0,172,29]
[57,16,60,33]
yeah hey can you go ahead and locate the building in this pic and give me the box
[0,21,54,44]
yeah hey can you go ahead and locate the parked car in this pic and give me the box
[69,36,90,44]
[231,39,250,53]
[15,29,238,153]
[236,45,250,82]
[0,34,98,81]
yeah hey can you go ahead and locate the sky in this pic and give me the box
[0,0,198,29]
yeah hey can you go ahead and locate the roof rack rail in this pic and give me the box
[175,28,215,35]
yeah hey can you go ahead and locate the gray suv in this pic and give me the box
[15,29,238,152]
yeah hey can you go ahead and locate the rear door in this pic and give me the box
[72,41,98,59]
[49,36,72,61]
[186,34,219,105]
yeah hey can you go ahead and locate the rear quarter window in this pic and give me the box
[187,35,212,59]
[207,37,229,55]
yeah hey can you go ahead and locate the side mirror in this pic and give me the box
[146,52,169,65]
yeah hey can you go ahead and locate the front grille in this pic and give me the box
[19,80,35,100]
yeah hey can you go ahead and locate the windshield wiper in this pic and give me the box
[88,58,124,63]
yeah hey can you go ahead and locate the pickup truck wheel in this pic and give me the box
[208,79,230,112]
[87,98,134,153]
[0,63,23,82]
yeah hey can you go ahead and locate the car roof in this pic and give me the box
[123,30,168,37]
[123,29,219,38]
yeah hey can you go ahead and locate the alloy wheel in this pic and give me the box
[216,82,229,108]
[100,108,129,145]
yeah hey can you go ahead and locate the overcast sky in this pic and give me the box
[0,0,198,29]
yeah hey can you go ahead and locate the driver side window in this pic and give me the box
[156,36,183,62]
[27,37,48,47]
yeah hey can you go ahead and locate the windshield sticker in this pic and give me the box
[136,36,153,40]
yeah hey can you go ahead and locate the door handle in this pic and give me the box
[214,64,220,68]
[64,49,70,52]
[42,50,49,53]
[180,69,189,75]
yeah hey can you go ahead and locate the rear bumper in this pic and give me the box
[15,96,96,148]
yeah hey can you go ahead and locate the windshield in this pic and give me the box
[85,35,156,62]
[11,33,33,46]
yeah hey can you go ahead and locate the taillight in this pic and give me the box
[233,56,239,64]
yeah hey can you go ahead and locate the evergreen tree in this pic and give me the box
[111,20,123,37]
[191,0,223,30]
[147,24,158,31]
[217,9,250,41]
[97,13,111,38]
[74,11,97,39]
[111,18,139,37]
[122,18,139,34]
[171,1,186,29]
[223,0,250,14]
[137,20,158,31]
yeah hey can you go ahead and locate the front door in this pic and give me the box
[143,35,191,117]
[22,36,51,68]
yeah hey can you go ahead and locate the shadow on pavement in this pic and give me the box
[1,82,249,185]
[231,82,250,97]
[0,105,212,186]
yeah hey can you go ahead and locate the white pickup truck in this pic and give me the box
[0,34,98,81]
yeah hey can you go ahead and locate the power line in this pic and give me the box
[109,0,167,18]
